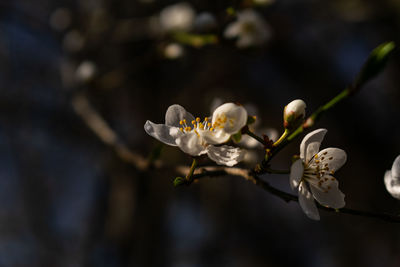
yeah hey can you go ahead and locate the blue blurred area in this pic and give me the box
[0,0,399,266]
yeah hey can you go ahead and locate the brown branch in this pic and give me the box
[72,93,152,171]
[71,94,400,224]
[187,168,400,223]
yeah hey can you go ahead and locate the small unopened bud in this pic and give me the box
[283,99,306,130]
[353,41,395,92]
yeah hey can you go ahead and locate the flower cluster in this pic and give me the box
[144,99,352,221]
[144,96,398,221]
[144,103,247,166]
[157,2,272,51]
[224,9,271,48]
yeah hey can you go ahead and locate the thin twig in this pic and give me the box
[72,93,153,171]
[189,169,400,223]
[71,93,400,224]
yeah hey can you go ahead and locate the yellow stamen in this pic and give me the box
[196,117,200,122]
[192,120,196,125]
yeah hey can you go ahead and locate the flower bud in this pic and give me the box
[283,99,306,130]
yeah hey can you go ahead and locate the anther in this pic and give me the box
[196,117,200,122]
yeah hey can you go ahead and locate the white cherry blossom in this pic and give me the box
[224,9,271,48]
[200,103,248,145]
[290,128,346,220]
[144,103,247,166]
[384,155,400,199]
[159,2,196,32]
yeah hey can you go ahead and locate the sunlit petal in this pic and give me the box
[290,159,304,190]
[317,148,347,173]
[144,120,181,146]
[309,176,345,209]
[206,145,244,166]
[175,132,207,156]
[212,103,248,134]
[391,155,400,178]
[200,129,231,145]
[300,128,327,162]
[298,181,320,220]
[384,170,400,200]
[165,104,195,127]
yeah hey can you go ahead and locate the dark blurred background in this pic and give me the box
[0,0,399,266]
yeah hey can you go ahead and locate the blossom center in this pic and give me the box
[213,113,235,130]
[179,117,214,136]
[302,153,337,193]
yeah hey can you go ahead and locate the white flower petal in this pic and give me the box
[317,148,347,173]
[210,97,223,114]
[165,104,195,127]
[200,129,231,145]
[159,2,195,32]
[175,132,207,156]
[144,120,182,146]
[309,176,345,208]
[212,103,247,134]
[224,21,241,38]
[300,128,327,163]
[391,155,400,178]
[298,181,320,220]
[290,159,304,190]
[228,9,271,48]
[206,145,244,166]
[384,170,400,200]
